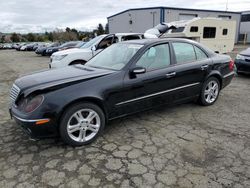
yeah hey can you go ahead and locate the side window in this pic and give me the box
[194,46,208,60]
[121,35,140,41]
[172,42,196,64]
[136,44,171,71]
[190,26,198,32]
[222,29,228,35]
[203,27,216,38]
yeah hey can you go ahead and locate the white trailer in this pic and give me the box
[161,17,236,54]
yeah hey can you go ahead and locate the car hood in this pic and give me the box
[53,48,91,56]
[15,65,115,97]
[47,47,60,51]
[240,48,250,56]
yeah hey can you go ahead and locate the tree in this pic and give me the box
[105,23,109,34]
[48,32,54,41]
[10,33,20,42]
[66,27,71,33]
[96,24,104,35]
[0,35,5,43]
[25,33,36,42]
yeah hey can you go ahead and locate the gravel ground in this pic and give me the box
[0,48,250,188]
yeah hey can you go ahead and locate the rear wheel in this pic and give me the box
[59,102,105,146]
[199,77,220,106]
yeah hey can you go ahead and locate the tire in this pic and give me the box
[59,102,105,146]
[69,60,86,66]
[199,77,220,106]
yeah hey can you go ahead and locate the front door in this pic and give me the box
[114,43,179,115]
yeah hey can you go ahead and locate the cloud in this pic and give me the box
[0,0,249,33]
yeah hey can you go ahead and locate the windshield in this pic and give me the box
[85,43,143,70]
[80,35,105,49]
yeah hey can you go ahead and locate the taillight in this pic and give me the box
[229,60,234,71]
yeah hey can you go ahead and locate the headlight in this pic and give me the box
[236,54,245,60]
[52,54,68,61]
[18,95,44,113]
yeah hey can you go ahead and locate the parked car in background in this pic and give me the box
[35,42,60,56]
[2,43,13,49]
[235,48,250,74]
[16,43,26,51]
[20,44,29,51]
[50,33,144,68]
[25,43,39,51]
[9,38,235,146]
[45,41,82,56]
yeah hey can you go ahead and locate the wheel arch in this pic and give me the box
[58,97,108,126]
[69,59,87,65]
[205,71,223,89]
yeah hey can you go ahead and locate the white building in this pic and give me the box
[239,11,250,43]
[107,7,242,43]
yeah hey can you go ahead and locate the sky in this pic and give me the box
[0,0,249,34]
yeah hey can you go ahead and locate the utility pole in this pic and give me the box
[226,0,229,11]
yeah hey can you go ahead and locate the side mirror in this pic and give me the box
[131,67,146,75]
[91,45,96,51]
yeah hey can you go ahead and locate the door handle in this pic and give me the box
[201,64,209,70]
[166,72,176,78]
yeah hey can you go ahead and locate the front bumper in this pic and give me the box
[9,108,59,139]
[235,60,250,74]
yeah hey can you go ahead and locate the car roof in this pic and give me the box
[120,38,198,45]
[113,33,143,36]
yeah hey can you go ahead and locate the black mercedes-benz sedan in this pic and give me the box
[9,38,235,146]
[235,47,250,74]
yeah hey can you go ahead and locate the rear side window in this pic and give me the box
[194,46,208,60]
[203,27,216,38]
[172,42,196,64]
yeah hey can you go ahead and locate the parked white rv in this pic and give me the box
[162,18,236,54]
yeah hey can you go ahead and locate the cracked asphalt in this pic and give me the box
[0,48,250,188]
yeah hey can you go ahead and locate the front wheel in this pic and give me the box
[59,102,105,146]
[199,77,220,106]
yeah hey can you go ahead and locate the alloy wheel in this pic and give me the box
[67,109,100,143]
[204,80,219,104]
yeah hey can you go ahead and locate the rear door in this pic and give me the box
[169,42,212,102]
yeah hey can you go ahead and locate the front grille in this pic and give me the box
[10,84,20,103]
